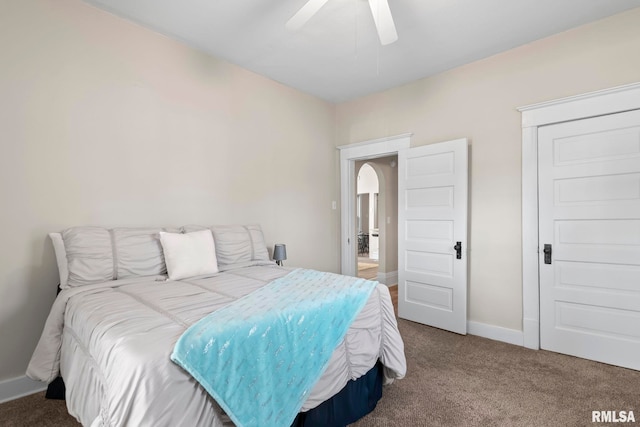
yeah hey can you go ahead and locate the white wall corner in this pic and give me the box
[467,321,525,347]
[376,270,398,286]
[0,375,47,404]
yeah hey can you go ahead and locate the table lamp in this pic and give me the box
[273,244,287,266]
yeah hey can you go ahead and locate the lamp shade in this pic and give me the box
[273,244,287,262]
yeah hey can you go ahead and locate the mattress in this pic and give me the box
[28,262,406,426]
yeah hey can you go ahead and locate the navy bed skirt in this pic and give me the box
[291,361,383,427]
[46,361,383,426]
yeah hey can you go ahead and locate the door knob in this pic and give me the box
[454,241,462,259]
[543,244,552,264]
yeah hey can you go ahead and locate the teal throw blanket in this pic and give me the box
[171,268,378,427]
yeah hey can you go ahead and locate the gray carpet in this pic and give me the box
[1,319,638,426]
[354,320,639,426]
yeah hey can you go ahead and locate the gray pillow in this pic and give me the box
[183,224,270,266]
[54,226,178,288]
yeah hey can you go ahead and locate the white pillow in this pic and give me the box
[159,230,219,280]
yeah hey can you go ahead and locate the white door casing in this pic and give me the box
[538,109,640,370]
[398,138,468,334]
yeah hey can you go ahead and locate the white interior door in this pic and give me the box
[538,109,640,370]
[398,138,468,334]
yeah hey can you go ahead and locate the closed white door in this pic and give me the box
[538,109,640,370]
[398,139,468,334]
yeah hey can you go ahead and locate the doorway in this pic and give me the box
[338,134,411,278]
[519,81,640,361]
[339,134,469,334]
[355,159,398,282]
[356,163,378,279]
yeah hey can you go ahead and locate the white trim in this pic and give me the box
[336,133,413,151]
[467,321,524,347]
[0,375,47,404]
[518,82,640,127]
[518,82,640,350]
[376,270,398,286]
[338,134,411,276]
[521,125,540,350]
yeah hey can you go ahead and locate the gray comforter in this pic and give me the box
[27,263,406,426]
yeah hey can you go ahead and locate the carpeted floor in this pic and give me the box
[353,320,640,426]
[2,319,638,426]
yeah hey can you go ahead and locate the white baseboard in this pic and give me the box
[0,375,47,404]
[467,320,524,347]
[376,270,398,286]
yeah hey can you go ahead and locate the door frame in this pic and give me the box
[337,133,412,276]
[518,81,640,350]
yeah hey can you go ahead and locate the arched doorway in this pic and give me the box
[355,157,398,284]
[356,163,379,279]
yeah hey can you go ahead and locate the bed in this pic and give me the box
[27,225,406,426]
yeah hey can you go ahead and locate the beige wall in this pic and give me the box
[0,0,337,380]
[336,8,640,331]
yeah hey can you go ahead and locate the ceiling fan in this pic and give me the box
[286,0,398,46]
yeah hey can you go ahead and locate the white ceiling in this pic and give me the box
[82,0,640,103]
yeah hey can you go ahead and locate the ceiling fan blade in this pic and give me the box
[368,0,398,45]
[286,0,331,31]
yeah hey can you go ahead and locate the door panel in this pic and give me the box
[538,109,640,370]
[398,139,468,334]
